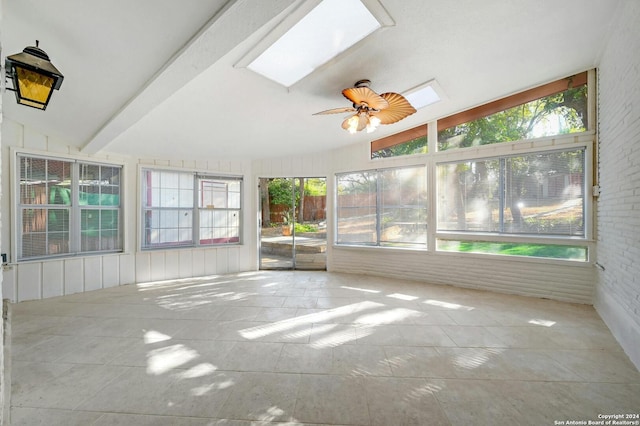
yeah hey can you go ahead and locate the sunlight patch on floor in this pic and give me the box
[239,301,383,339]
[424,299,475,311]
[529,319,556,327]
[353,308,421,325]
[310,329,359,348]
[147,344,199,375]
[136,275,223,291]
[175,362,218,380]
[340,285,381,294]
[144,330,172,343]
[453,348,504,370]
[284,323,337,340]
[387,293,419,301]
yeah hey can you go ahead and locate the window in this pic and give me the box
[336,166,427,248]
[17,154,122,260]
[79,163,122,252]
[437,72,587,151]
[437,148,585,236]
[369,72,589,158]
[198,177,241,245]
[357,70,594,261]
[141,169,242,249]
[371,125,428,159]
[436,240,588,261]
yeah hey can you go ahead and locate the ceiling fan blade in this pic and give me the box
[342,87,389,110]
[370,92,417,124]
[313,106,356,115]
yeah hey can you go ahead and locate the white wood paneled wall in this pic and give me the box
[1,120,255,302]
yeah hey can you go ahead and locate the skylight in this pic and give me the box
[405,80,444,109]
[246,0,386,87]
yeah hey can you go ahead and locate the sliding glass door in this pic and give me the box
[259,177,326,270]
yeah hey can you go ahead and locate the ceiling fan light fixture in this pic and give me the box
[317,79,416,134]
[346,115,360,134]
[366,115,381,133]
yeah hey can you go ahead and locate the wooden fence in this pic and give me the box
[268,195,326,223]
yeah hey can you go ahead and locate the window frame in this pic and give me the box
[433,135,594,255]
[370,71,589,159]
[12,149,124,262]
[335,164,428,249]
[436,145,589,236]
[139,166,243,251]
[371,125,428,159]
[340,70,596,263]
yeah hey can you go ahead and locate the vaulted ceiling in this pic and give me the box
[2,0,621,160]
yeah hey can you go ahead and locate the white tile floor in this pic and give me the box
[10,271,640,425]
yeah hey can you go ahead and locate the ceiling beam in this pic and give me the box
[81,0,296,155]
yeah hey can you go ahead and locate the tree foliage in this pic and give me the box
[372,135,427,159]
[438,86,587,151]
[437,85,587,233]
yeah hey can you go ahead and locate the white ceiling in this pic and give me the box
[2,0,622,161]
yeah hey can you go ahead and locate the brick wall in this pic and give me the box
[595,0,640,369]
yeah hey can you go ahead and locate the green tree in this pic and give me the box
[259,178,271,227]
[438,86,586,151]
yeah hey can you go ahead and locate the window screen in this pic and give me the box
[437,149,585,236]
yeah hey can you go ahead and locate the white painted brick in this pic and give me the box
[595,0,640,369]
[331,248,595,304]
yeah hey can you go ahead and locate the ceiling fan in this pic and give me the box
[313,79,416,134]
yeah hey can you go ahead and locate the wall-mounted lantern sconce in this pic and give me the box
[5,40,64,110]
